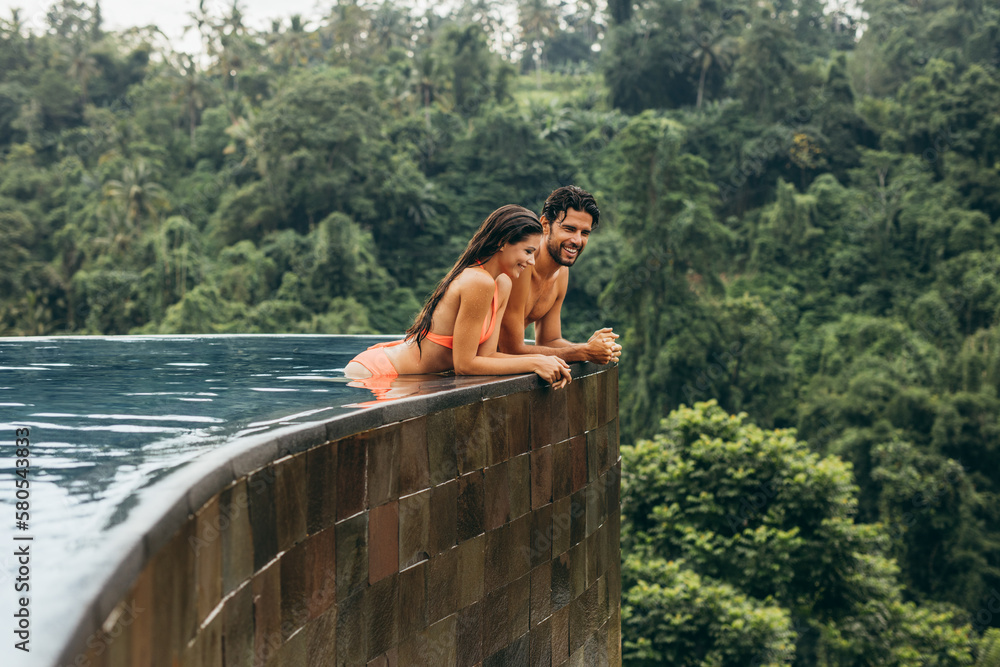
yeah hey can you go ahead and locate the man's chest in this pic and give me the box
[524,275,561,326]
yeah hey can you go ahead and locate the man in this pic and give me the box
[498,185,621,364]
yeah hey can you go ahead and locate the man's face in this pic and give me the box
[545,208,593,267]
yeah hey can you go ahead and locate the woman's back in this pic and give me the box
[383,268,511,374]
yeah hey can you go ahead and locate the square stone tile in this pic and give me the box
[608,418,619,466]
[251,560,281,666]
[484,397,510,466]
[509,513,531,583]
[222,582,253,667]
[368,425,401,508]
[275,453,308,552]
[595,525,608,582]
[607,607,621,667]
[569,596,586,656]
[552,496,571,557]
[426,547,459,624]
[483,462,510,532]
[586,483,600,539]
[570,436,587,494]
[481,585,510,657]
[305,524,337,620]
[552,438,572,501]
[484,631,528,667]
[508,453,531,521]
[509,573,530,639]
[551,548,571,613]
[430,480,458,556]
[248,466,278,573]
[399,489,431,570]
[456,601,483,667]
[585,429,600,486]
[528,503,552,570]
[398,417,430,497]
[569,490,586,548]
[307,442,337,535]
[336,512,368,601]
[280,540,309,640]
[398,562,427,641]
[427,410,458,485]
[549,386,570,446]
[607,369,618,428]
[582,374,600,433]
[596,370,609,428]
[531,446,552,510]
[219,480,253,597]
[152,522,198,658]
[566,378,586,439]
[277,624,306,667]
[124,568,153,667]
[399,613,457,666]
[454,401,490,475]
[337,436,367,521]
[336,589,367,666]
[194,496,223,626]
[569,542,586,601]
[506,392,531,457]
[366,574,399,661]
[369,501,399,584]
[484,525,509,595]
[529,617,552,667]
[585,533,598,589]
[455,534,485,609]
[550,605,569,666]
[305,606,337,667]
[530,562,552,628]
[457,470,485,542]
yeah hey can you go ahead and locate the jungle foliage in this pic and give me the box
[1,0,999,663]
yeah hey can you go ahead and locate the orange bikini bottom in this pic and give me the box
[347,340,404,402]
[349,340,402,378]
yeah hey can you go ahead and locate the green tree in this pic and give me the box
[622,401,977,665]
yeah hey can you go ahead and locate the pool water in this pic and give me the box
[0,334,410,664]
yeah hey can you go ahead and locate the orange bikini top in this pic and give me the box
[424,282,499,349]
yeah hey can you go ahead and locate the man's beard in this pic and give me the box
[547,238,580,267]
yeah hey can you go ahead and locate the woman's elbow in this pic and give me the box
[453,360,477,375]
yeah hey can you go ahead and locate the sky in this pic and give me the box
[0,0,333,54]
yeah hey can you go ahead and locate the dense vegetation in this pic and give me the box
[1,0,998,663]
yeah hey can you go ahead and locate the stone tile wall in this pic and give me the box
[71,365,620,667]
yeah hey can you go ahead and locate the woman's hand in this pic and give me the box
[532,355,572,389]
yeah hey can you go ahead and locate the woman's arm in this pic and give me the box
[450,273,571,385]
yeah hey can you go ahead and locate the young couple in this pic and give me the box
[345,186,621,390]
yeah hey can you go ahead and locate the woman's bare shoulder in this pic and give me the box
[452,267,496,296]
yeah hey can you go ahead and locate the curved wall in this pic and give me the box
[64,363,620,667]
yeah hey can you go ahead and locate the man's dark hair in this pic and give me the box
[541,185,600,228]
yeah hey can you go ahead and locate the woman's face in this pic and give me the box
[499,234,541,278]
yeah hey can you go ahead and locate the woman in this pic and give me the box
[345,205,572,388]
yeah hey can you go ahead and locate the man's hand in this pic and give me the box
[584,328,621,364]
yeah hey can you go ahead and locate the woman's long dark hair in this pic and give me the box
[406,204,543,349]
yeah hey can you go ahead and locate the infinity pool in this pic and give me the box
[0,334,473,665]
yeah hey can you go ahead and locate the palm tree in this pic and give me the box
[518,0,559,78]
[171,53,209,148]
[102,159,171,232]
[64,39,101,105]
[689,30,735,110]
[269,15,320,68]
